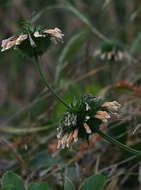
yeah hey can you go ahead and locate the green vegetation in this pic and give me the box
[0,0,141,189]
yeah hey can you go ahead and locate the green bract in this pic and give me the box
[1,24,64,57]
[94,41,124,61]
[18,29,51,57]
[57,94,120,149]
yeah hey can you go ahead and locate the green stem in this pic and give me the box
[95,129,141,157]
[34,55,70,109]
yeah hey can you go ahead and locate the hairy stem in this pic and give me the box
[34,55,70,109]
[96,129,141,157]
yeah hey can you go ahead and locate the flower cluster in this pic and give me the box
[57,94,121,149]
[93,41,124,62]
[1,26,64,56]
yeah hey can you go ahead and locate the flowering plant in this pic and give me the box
[94,41,124,61]
[1,24,64,57]
[1,23,141,157]
[57,94,120,149]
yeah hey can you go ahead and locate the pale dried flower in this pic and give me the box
[1,27,64,52]
[56,95,121,149]
[1,35,28,52]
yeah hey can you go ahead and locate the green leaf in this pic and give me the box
[0,185,19,190]
[80,174,105,190]
[30,151,63,170]
[28,182,50,190]
[56,30,89,81]
[2,172,25,190]
[64,177,75,190]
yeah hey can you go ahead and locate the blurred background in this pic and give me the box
[0,0,141,189]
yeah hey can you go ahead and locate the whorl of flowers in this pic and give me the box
[1,24,64,57]
[57,94,121,149]
[94,41,124,62]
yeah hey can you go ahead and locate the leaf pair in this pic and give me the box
[1,172,50,190]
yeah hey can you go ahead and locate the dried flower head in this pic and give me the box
[57,94,121,149]
[93,41,124,62]
[1,25,64,57]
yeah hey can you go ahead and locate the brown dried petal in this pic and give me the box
[73,129,78,142]
[1,36,18,52]
[34,31,45,38]
[15,34,28,45]
[44,27,64,41]
[112,101,121,107]
[28,34,36,48]
[57,140,62,149]
[96,111,111,119]
[107,51,113,60]
[1,34,28,52]
[102,101,120,108]
[117,51,123,60]
[83,123,92,134]
[94,114,108,122]
[67,132,73,148]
